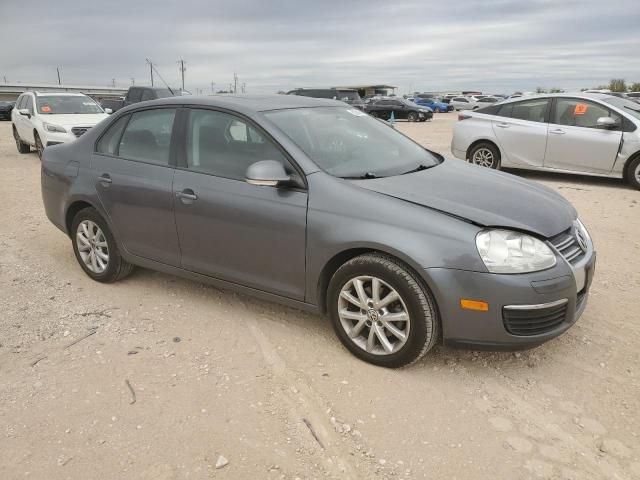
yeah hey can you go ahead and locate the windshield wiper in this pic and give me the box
[342,172,379,179]
[401,164,434,175]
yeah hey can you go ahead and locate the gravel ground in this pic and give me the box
[0,113,639,480]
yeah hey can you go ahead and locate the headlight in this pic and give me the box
[476,229,556,273]
[43,123,66,133]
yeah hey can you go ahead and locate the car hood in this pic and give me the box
[354,159,576,238]
[40,113,109,127]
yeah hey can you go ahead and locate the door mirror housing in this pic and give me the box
[245,160,291,187]
[104,108,113,114]
[596,116,617,129]
[18,108,31,117]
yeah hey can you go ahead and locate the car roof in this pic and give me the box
[497,92,619,105]
[120,94,346,114]
[30,91,88,97]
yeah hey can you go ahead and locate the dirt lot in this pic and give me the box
[1,113,639,480]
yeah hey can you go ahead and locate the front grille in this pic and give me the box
[71,126,91,138]
[503,300,568,336]
[550,226,586,265]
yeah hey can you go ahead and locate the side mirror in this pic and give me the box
[245,160,291,187]
[104,108,113,114]
[18,108,31,117]
[596,116,617,129]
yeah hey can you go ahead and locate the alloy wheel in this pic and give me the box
[337,276,410,355]
[35,135,44,160]
[76,220,109,274]
[472,147,494,168]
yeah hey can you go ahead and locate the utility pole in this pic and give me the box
[178,59,186,90]
[131,77,135,86]
[211,81,215,94]
[233,73,238,94]
[146,58,154,86]
[241,82,246,94]
[57,67,62,85]
[3,75,7,84]
[111,78,116,87]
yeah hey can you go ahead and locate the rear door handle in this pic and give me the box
[549,129,566,135]
[496,122,510,128]
[176,189,198,203]
[98,173,112,184]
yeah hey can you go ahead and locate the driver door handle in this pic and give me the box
[98,173,112,184]
[496,122,510,128]
[549,129,566,135]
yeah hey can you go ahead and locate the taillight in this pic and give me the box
[458,113,471,121]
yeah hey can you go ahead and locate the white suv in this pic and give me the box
[12,92,109,159]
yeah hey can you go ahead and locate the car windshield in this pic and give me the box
[36,96,103,114]
[603,97,640,121]
[264,106,439,178]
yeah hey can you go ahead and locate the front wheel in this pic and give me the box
[71,207,134,283]
[328,254,439,368]
[469,142,500,169]
[34,132,44,160]
[13,126,30,154]
[627,156,640,190]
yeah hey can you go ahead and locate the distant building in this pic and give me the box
[336,84,397,98]
[0,82,127,102]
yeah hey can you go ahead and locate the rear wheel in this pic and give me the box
[469,142,500,169]
[71,207,134,283]
[407,112,418,122]
[328,253,439,368]
[13,126,30,154]
[627,156,640,190]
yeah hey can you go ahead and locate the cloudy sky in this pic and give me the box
[1,0,639,94]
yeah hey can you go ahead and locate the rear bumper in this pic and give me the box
[425,252,595,351]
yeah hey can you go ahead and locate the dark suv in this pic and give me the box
[287,88,365,110]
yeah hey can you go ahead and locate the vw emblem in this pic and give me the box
[367,308,379,322]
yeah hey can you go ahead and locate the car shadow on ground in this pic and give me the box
[123,267,561,374]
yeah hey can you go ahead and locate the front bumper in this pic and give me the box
[425,251,596,350]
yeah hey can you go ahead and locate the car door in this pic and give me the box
[389,100,407,119]
[91,107,181,266]
[490,97,551,168]
[172,107,308,300]
[543,97,623,173]
[370,100,390,119]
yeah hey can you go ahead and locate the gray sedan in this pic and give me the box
[41,95,595,367]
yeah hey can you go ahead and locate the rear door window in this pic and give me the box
[506,98,550,123]
[127,88,143,103]
[118,109,176,165]
[141,89,155,101]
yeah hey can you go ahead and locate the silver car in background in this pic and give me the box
[451,93,640,189]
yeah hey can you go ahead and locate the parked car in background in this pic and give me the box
[451,93,640,189]
[99,86,186,113]
[0,100,15,120]
[365,97,433,121]
[12,92,109,159]
[475,97,501,105]
[627,92,640,104]
[41,94,595,367]
[449,96,477,111]
[287,88,365,110]
[413,98,453,112]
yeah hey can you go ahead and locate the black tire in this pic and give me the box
[407,112,418,122]
[71,207,134,283]
[327,253,439,368]
[34,132,44,160]
[13,126,30,154]
[627,155,640,190]
[468,142,501,169]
